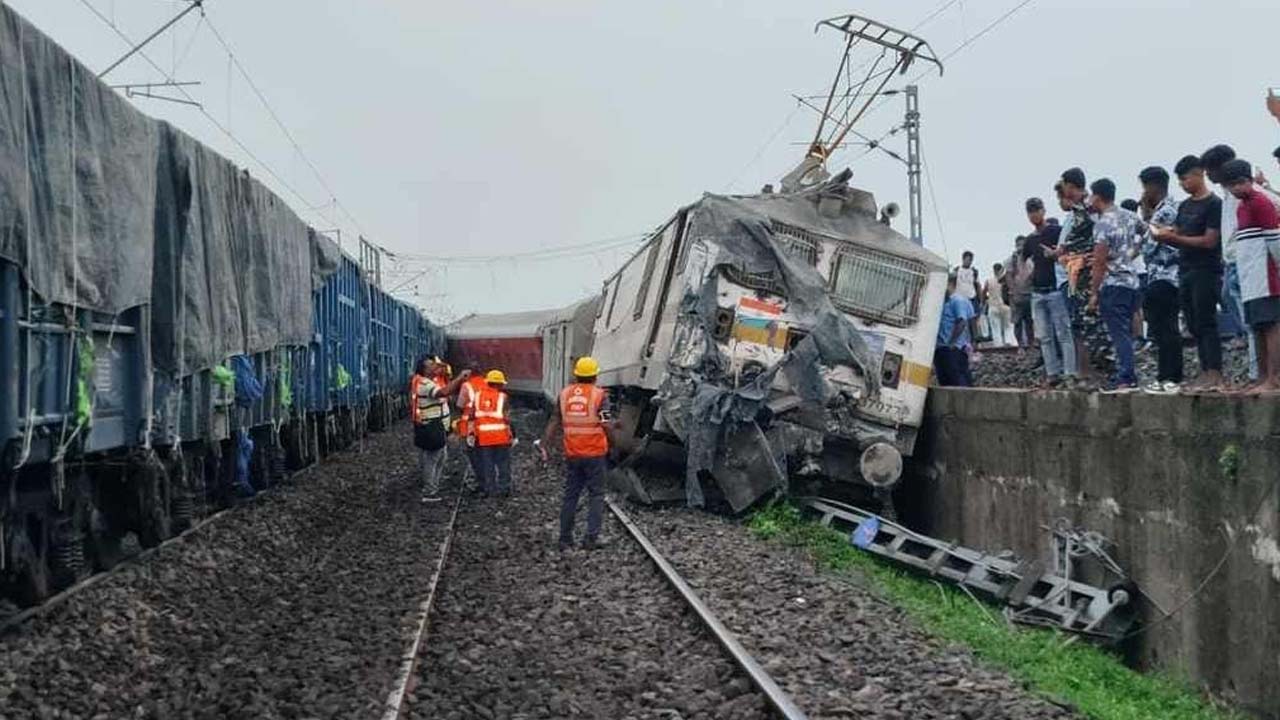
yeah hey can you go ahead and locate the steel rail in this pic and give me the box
[382,492,463,720]
[0,463,315,636]
[606,498,811,720]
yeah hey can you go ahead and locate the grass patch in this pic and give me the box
[748,503,1241,720]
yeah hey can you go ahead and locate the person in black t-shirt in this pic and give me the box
[1151,155,1224,389]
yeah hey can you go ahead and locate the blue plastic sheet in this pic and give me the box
[233,355,264,408]
[234,429,256,497]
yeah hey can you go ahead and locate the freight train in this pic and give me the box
[0,6,443,607]
[446,174,949,512]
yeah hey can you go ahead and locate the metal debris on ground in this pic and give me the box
[803,497,1136,641]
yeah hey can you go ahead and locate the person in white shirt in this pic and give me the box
[954,251,981,340]
[983,264,1013,346]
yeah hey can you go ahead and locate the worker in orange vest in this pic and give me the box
[430,356,452,399]
[455,368,489,492]
[410,357,471,503]
[470,369,514,497]
[540,356,611,551]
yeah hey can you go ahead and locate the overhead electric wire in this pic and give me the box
[391,233,648,266]
[203,15,370,240]
[922,154,950,261]
[841,0,1039,130]
[75,0,343,231]
[723,104,802,191]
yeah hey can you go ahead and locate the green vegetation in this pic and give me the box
[1218,444,1241,483]
[747,503,1241,720]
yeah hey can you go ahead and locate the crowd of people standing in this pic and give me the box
[936,95,1280,394]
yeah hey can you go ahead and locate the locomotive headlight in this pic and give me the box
[880,351,903,389]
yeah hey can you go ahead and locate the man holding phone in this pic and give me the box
[1151,155,1225,390]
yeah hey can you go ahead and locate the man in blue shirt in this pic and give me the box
[935,274,975,386]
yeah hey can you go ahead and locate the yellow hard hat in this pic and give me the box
[485,369,507,385]
[573,356,600,378]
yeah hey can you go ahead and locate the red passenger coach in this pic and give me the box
[446,310,554,396]
[445,298,602,401]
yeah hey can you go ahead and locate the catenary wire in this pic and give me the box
[203,14,370,240]
[74,0,343,232]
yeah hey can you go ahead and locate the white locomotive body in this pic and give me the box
[590,178,948,507]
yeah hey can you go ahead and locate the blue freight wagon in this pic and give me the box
[0,5,442,606]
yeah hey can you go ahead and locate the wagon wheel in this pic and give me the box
[7,528,51,607]
[87,507,126,573]
[137,458,172,549]
[16,557,52,607]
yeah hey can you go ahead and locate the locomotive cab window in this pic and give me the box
[830,246,926,328]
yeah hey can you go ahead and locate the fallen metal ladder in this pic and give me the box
[801,497,1134,641]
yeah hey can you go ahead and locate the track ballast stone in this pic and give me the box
[630,506,1081,720]
[407,432,775,720]
[0,426,453,720]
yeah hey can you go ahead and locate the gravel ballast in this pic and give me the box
[2,409,1091,720]
[406,436,775,720]
[971,341,1253,389]
[0,426,454,719]
[628,505,1080,720]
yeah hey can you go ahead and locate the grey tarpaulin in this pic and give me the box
[0,4,339,377]
[657,171,923,508]
[151,125,321,375]
[0,6,159,314]
[310,228,341,291]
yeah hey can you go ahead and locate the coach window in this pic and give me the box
[632,235,663,320]
[604,281,620,329]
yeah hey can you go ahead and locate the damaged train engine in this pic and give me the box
[592,172,949,513]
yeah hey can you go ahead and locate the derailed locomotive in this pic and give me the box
[446,174,950,513]
[591,173,949,512]
[0,5,443,607]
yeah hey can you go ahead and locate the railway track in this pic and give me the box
[606,497,808,720]
[386,490,807,719]
[403,448,805,719]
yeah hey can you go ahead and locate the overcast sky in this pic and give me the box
[8,0,1280,320]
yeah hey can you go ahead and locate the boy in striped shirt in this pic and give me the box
[1221,159,1280,394]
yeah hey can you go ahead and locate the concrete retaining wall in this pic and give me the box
[904,388,1280,717]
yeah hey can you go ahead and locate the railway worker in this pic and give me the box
[411,357,471,503]
[455,367,489,493]
[470,370,515,496]
[430,356,452,396]
[539,356,611,552]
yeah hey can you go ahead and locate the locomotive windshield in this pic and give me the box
[830,245,927,328]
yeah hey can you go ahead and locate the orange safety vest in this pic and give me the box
[559,383,608,459]
[455,376,488,437]
[409,374,448,425]
[471,386,512,447]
